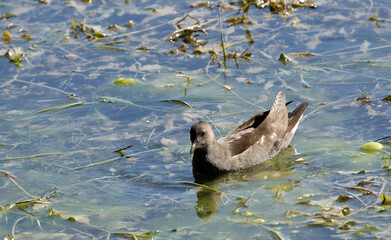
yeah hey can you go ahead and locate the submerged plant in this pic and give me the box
[369,12,387,29]
[70,18,108,40]
[226,0,317,23]
[356,89,371,104]
[2,30,11,45]
[166,15,209,46]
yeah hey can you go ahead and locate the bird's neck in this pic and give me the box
[205,141,232,171]
[193,140,224,172]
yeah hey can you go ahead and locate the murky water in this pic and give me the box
[1,0,391,239]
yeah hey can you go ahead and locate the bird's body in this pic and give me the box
[190,91,308,176]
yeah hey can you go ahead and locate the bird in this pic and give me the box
[190,91,308,177]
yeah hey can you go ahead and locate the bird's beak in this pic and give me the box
[190,141,197,154]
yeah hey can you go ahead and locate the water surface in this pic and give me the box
[1,0,391,239]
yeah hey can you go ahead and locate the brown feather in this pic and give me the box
[190,91,308,175]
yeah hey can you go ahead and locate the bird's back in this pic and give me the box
[218,92,307,170]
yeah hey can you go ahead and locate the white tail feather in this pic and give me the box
[271,91,286,112]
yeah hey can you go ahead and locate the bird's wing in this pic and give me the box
[218,111,269,156]
[218,92,288,157]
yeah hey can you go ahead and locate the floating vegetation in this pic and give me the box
[70,18,108,40]
[223,85,233,90]
[336,195,352,203]
[73,156,123,170]
[307,219,339,227]
[2,30,11,45]
[99,96,131,103]
[290,52,317,58]
[3,47,24,67]
[95,40,130,51]
[227,49,252,68]
[2,0,391,239]
[382,94,391,102]
[113,78,137,85]
[114,230,160,239]
[338,221,357,230]
[113,145,134,157]
[95,45,127,51]
[161,99,193,109]
[165,0,318,69]
[243,210,256,217]
[356,89,371,104]
[135,46,149,51]
[360,142,383,152]
[357,179,374,187]
[36,102,85,114]
[317,207,350,218]
[375,136,391,142]
[2,30,32,45]
[360,225,379,232]
[296,200,312,205]
[107,24,122,32]
[0,153,60,162]
[166,15,209,45]
[382,157,391,174]
[279,52,291,65]
[251,218,265,225]
[225,0,317,24]
[21,33,32,40]
[145,7,158,13]
[369,12,387,29]
[268,0,317,14]
[190,0,212,9]
[100,40,131,46]
[296,193,316,200]
[226,16,252,26]
[124,20,135,28]
[168,44,189,55]
[381,194,391,205]
[0,12,14,20]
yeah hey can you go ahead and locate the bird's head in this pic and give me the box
[190,121,215,154]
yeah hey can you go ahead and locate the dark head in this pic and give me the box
[190,121,216,154]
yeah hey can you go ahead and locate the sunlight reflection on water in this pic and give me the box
[1,0,391,239]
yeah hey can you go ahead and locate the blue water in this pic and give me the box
[1,0,391,239]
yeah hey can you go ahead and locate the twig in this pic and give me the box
[375,136,391,142]
[73,156,123,171]
[180,181,227,193]
[206,73,266,111]
[321,44,391,57]
[36,102,85,114]
[56,45,88,61]
[347,186,377,196]
[12,216,28,237]
[113,145,134,153]
[0,152,60,161]
[241,185,265,206]
[0,73,18,89]
[16,79,70,95]
[218,5,227,70]
[301,104,326,121]
[1,171,36,198]
[262,225,284,240]
[73,146,179,170]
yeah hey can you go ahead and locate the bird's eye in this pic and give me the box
[200,131,205,137]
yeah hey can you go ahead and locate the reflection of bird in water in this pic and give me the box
[194,145,306,220]
[190,91,307,182]
[195,188,221,221]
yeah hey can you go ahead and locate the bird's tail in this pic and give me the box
[287,102,308,132]
[270,91,286,113]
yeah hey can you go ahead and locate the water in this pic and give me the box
[1,0,391,239]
